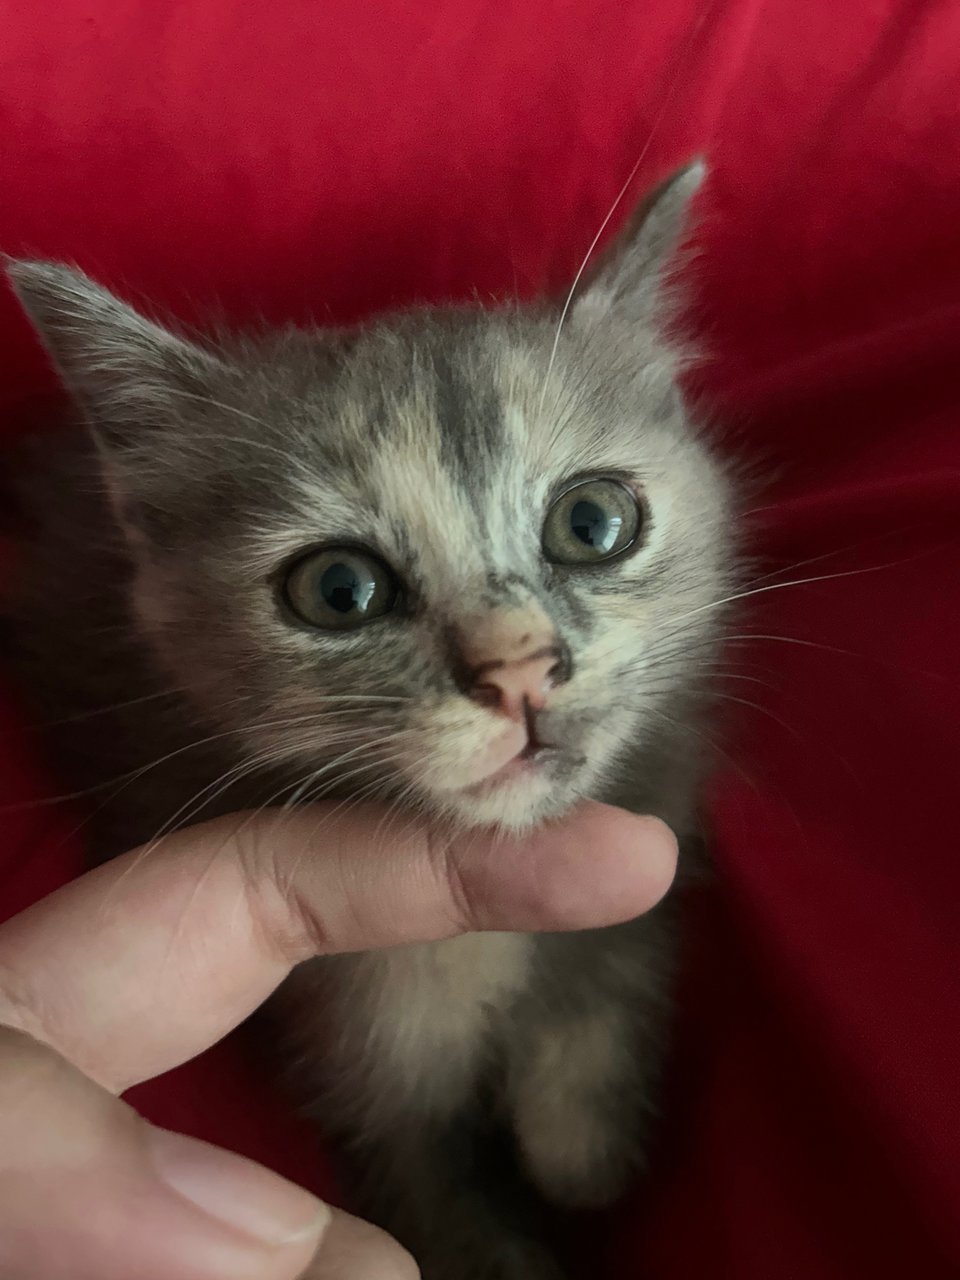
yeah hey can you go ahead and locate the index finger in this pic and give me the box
[0,801,677,1093]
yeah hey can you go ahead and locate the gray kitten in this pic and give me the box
[2,164,735,1279]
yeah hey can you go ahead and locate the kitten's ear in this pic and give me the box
[571,160,705,325]
[4,259,223,451]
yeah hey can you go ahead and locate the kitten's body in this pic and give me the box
[2,167,735,1278]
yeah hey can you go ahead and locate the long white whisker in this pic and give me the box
[153,740,415,942]
[261,745,420,899]
[1,704,408,814]
[218,735,414,864]
[536,6,711,421]
[35,688,184,726]
[659,562,907,631]
[133,722,400,856]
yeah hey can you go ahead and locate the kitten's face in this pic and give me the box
[9,164,734,831]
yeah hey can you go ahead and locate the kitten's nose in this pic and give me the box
[455,607,569,721]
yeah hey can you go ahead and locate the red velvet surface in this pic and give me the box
[2,2,958,1275]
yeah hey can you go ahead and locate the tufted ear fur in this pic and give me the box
[5,259,226,455]
[571,160,705,326]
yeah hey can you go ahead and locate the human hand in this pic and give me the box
[0,801,677,1279]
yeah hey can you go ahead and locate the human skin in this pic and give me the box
[0,800,677,1280]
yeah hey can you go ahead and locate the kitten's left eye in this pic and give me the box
[283,547,398,630]
[542,478,643,565]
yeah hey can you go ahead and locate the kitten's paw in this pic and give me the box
[514,1103,639,1211]
[507,1004,655,1211]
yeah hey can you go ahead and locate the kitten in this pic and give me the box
[2,163,735,1279]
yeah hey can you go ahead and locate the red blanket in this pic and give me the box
[2,2,958,1275]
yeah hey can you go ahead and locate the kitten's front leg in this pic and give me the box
[507,914,678,1211]
[277,936,566,1280]
[339,1110,567,1280]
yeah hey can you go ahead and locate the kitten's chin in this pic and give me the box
[433,754,591,833]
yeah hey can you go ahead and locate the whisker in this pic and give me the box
[0,704,409,814]
[218,734,414,866]
[130,734,414,938]
[283,759,422,878]
[536,6,712,422]
[98,746,310,912]
[658,559,913,632]
[133,724,398,856]
[30,688,185,727]
[264,746,421,899]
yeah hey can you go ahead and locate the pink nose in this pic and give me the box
[456,607,566,721]
[469,649,561,720]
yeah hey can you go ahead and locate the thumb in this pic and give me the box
[0,1028,413,1280]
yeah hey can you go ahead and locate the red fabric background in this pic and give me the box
[1,2,958,1276]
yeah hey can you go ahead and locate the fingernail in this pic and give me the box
[147,1125,330,1247]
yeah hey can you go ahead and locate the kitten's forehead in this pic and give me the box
[262,317,551,589]
[245,308,702,597]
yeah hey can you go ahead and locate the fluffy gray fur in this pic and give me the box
[2,164,736,1279]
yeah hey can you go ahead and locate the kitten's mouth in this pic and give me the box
[461,737,564,796]
[441,702,586,804]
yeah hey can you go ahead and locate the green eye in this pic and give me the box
[283,547,399,630]
[542,478,643,565]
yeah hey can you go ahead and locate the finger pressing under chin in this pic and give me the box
[0,1027,412,1280]
[0,800,677,1094]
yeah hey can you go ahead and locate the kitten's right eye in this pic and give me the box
[542,477,643,566]
[283,547,399,630]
